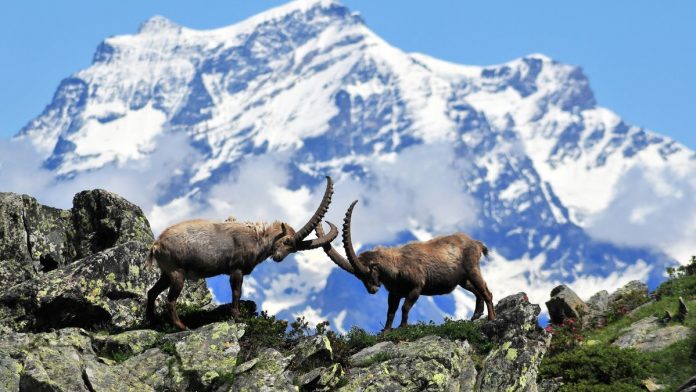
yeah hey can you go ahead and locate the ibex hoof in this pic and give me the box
[470,312,483,321]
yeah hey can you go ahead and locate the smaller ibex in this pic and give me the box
[316,200,495,333]
[146,177,338,330]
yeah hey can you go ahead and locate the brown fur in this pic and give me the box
[145,178,337,330]
[317,201,495,333]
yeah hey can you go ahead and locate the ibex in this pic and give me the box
[146,177,338,330]
[316,200,495,333]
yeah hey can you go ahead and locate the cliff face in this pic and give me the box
[0,190,551,391]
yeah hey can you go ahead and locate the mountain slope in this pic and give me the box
[11,0,695,331]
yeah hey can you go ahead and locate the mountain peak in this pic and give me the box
[138,15,181,34]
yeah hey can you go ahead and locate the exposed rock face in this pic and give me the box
[545,285,589,324]
[341,335,477,391]
[613,316,692,352]
[0,190,153,289]
[0,190,211,332]
[478,293,551,392]
[585,290,609,327]
[0,295,552,391]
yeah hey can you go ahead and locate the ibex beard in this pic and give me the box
[145,177,338,330]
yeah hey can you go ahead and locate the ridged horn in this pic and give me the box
[343,200,369,277]
[294,176,334,242]
[296,221,338,250]
[314,222,354,274]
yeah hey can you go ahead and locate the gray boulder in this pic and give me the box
[340,335,477,392]
[613,316,692,352]
[0,190,153,291]
[478,293,551,392]
[0,190,212,333]
[545,285,589,324]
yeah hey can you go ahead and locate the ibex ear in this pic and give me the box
[272,223,289,244]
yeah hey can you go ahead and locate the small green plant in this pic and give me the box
[288,316,311,341]
[238,310,289,362]
[160,340,176,355]
[102,348,133,363]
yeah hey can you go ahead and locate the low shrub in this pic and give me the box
[539,345,650,391]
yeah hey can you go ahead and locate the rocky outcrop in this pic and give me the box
[478,293,551,391]
[545,285,588,324]
[0,190,211,332]
[0,190,553,391]
[612,316,692,352]
[0,190,153,289]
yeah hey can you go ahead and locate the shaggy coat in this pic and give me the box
[317,200,495,332]
[146,177,338,330]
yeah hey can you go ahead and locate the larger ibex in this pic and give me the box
[316,200,495,332]
[146,177,338,330]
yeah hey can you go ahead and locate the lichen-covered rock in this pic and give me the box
[478,293,550,392]
[120,348,188,391]
[290,334,333,369]
[613,316,692,352]
[340,335,476,392]
[70,189,153,259]
[0,241,212,332]
[92,329,162,358]
[348,341,395,367]
[0,190,154,292]
[545,285,589,324]
[227,348,296,392]
[174,321,244,389]
[82,356,154,392]
[0,193,72,289]
[0,327,162,391]
[0,352,21,392]
[299,363,344,391]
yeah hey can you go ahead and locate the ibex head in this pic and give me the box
[316,200,381,294]
[269,176,338,262]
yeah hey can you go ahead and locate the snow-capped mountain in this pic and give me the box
[11,0,696,331]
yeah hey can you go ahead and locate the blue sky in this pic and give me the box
[1,0,694,148]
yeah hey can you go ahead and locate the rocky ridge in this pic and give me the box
[0,190,551,391]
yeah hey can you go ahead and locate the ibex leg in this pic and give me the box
[399,288,421,328]
[230,269,244,320]
[383,291,401,334]
[167,270,188,330]
[146,273,170,323]
[461,280,484,320]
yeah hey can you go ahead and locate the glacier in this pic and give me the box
[7,0,696,331]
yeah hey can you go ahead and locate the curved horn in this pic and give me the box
[313,222,354,274]
[343,200,370,277]
[294,176,334,242]
[297,221,339,250]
